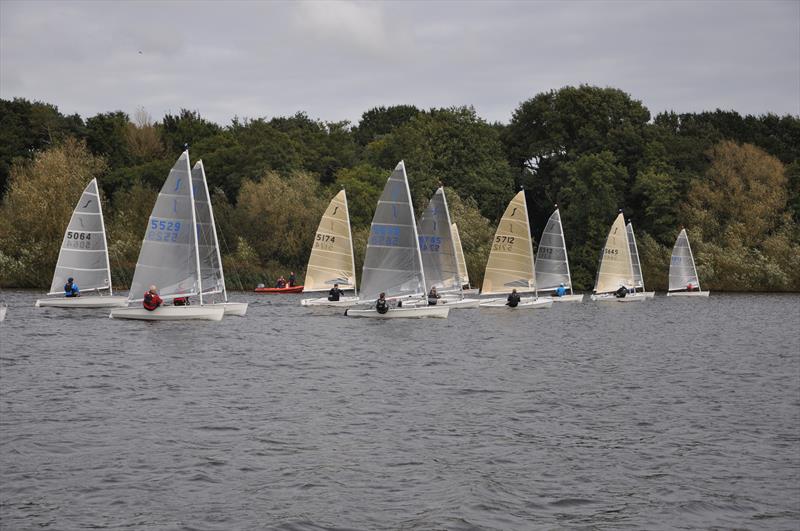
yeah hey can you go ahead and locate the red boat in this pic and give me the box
[254,285,304,294]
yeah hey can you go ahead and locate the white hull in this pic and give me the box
[109,305,225,321]
[36,295,128,309]
[551,294,584,303]
[301,296,361,308]
[439,297,481,309]
[667,291,710,297]
[345,305,450,318]
[218,302,248,316]
[642,291,655,298]
[0,305,6,322]
[461,288,480,296]
[591,293,646,303]
[480,297,553,309]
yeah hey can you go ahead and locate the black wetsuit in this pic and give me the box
[615,286,628,298]
[376,298,389,314]
[427,290,440,306]
[328,288,343,301]
[506,292,520,308]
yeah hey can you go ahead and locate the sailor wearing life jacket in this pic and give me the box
[143,285,163,311]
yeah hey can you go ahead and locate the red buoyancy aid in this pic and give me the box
[143,291,162,311]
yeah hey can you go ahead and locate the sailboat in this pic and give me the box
[35,179,127,308]
[345,161,449,318]
[109,151,225,320]
[191,160,248,315]
[534,206,583,302]
[667,228,710,297]
[626,221,655,298]
[451,223,479,295]
[479,191,553,309]
[417,188,480,309]
[591,212,645,303]
[301,189,360,307]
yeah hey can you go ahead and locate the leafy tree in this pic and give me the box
[160,109,222,154]
[334,163,387,227]
[354,105,420,146]
[85,111,131,169]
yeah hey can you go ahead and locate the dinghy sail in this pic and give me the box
[110,151,224,320]
[304,189,357,293]
[534,207,582,301]
[480,191,551,308]
[451,223,472,290]
[625,221,654,298]
[192,160,248,315]
[346,161,448,318]
[592,212,642,302]
[417,187,460,293]
[36,179,126,308]
[668,228,709,297]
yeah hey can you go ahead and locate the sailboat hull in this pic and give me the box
[301,296,361,307]
[480,297,553,309]
[667,291,710,297]
[642,291,655,298]
[345,306,450,318]
[591,293,646,303]
[439,297,481,309]
[551,294,585,303]
[109,306,225,321]
[212,302,248,316]
[36,296,128,309]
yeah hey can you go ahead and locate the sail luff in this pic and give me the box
[522,191,538,297]
[343,190,358,296]
[94,179,114,296]
[626,222,645,291]
[451,223,470,286]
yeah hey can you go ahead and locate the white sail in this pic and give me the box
[48,178,114,295]
[626,222,645,291]
[669,228,700,291]
[535,208,573,293]
[304,189,357,293]
[417,187,460,292]
[359,161,426,301]
[191,161,224,297]
[594,213,635,294]
[482,191,536,295]
[451,223,470,287]
[127,151,200,303]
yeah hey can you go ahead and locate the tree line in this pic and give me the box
[1,85,798,292]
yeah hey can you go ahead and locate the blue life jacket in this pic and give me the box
[64,282,79,297]
[556,285,567,297]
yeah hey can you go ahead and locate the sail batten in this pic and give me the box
[48,179,114,295]
[535,208,573,293]
[482,191,537,295]
[304,189,357,292]
[669,228,700,291]
[594,213,635,294]
[359,161,426,300]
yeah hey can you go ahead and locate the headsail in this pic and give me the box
[482,191,536,295]
[626,222,645,291]
[359,161,426,301]
[669,228,700,291]
[191,161,224,297]
[417,187,459,292]
[127,151,199,303]
[535,208,573,293]
[48,179,114,295]
[594,213,635,294]
[451,223,470,287]
[304,189,357,293]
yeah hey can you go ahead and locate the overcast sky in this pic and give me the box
[1,0,798,126]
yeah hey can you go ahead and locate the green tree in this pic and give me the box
[354,105,420,146]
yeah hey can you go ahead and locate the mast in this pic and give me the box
[187,151,204,305]
[198,160,227,302]
[342,187,358,297]
[628,220,645,293]
[95,178,114,296]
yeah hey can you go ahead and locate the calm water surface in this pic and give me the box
[1,291,798,530]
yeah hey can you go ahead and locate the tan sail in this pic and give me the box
[481,191,536,295]
[304,189,357,292]
[594,213,635,294]
[451,223,470,287]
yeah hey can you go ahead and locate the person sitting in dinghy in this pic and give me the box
[275,276,286,288]
[615,285,628,298]
[143,285,163,311]
[288,272,296,287]
[427,286,442,305]
[64,277,80,297]
[328,283,344,301]
[506,289,520,308]
[556,283,567,297]
[376,292,389,314]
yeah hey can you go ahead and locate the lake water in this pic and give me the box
[1,291,798,530]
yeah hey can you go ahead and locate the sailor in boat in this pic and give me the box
[556,283,567,297]
[328,283,344,302]
[686,282,697,292]
[288,272,296,287]
[507,289,520,308]
[143,285,163,311]
[275,276,286,288]
[376,292,389,314]
[427,286,441,306]
[64,277,80,297]
[614,285,628,298]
